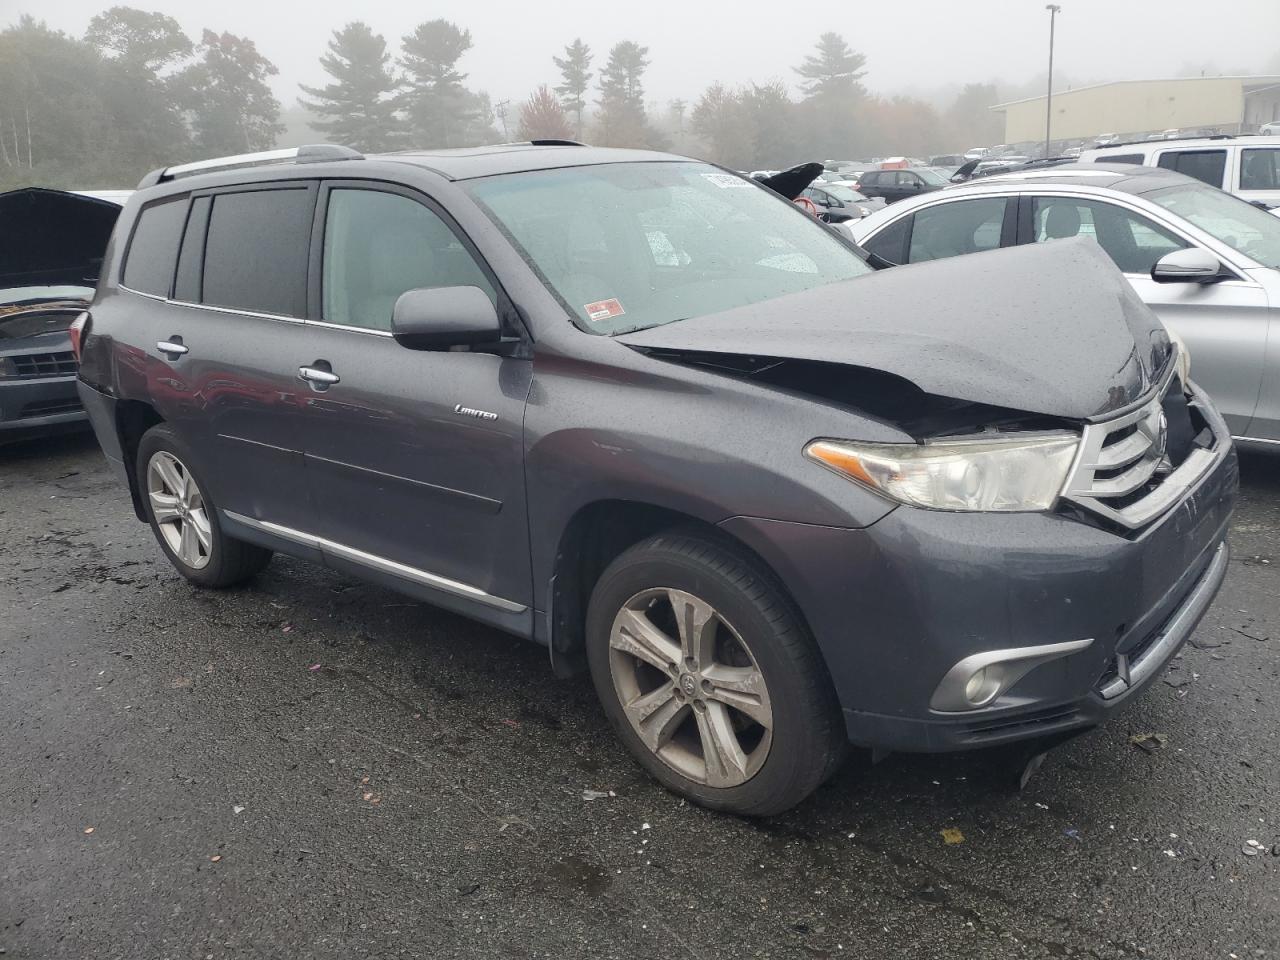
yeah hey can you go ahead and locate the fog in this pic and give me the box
[9,0,1280,108]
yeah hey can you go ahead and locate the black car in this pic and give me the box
[76,143,1236,815]
[856,167,949,204]
[0,188,124,443]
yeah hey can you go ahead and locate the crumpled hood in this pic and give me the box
[619,236,1172,422]
[0,188,122,290]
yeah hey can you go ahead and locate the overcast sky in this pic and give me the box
[6,0,1280,109]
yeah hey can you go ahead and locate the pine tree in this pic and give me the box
[595,41,653,148]
[299,22,404,151]
[795,33,867,100]
[398,19,494,148]
[552,38,592,138]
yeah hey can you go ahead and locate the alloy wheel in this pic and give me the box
[608,588,773,788]
[146,450,212,570]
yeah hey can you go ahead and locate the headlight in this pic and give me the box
[1166,329,1191,384]
[805,434,1080,512]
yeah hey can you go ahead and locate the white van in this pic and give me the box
[1081,136,1280,209]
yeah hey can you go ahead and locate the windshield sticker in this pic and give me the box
[584,298,625,322]
[701,173,752,189]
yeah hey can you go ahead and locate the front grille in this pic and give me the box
[19,397,82,418]
[11,351,78,377]
[1060,362,1221,531]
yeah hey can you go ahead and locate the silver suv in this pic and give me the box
[849,163,1280,450]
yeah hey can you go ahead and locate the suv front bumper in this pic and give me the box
[0,373,87,442]
[719,427,1238,754]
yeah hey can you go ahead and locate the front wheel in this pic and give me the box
[136,423,272,588]
[586,531,846,816]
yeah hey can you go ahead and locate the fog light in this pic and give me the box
[929,638,1095,713]
[964,666,1003,706]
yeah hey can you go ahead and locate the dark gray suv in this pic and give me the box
[75,142,1238,815]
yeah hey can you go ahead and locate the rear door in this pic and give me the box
[859,195,1014,266]
[295,181,534,624]
[157,182,320,535]
[1016,192,1269,436]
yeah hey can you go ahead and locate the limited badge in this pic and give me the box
[584,298,625,322]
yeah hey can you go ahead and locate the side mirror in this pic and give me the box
[391,286,501,350]
[1150,248,1226,284]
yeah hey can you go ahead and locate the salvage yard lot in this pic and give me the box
[2,433,1278,960]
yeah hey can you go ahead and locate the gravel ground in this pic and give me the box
[2,432,1278,960]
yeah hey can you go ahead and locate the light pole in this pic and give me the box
[1044,4,1061,158]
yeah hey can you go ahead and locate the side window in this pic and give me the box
[858,172,878,188]
[122,197,187,296]
[1156,150,1227,187]
[1240,149,1280,191]
[202,188,312,317]
[173,196,210,303]
[863,215,911,265]
[896,172,918,187]
[321,188,496,332]
[906,198,1007,263]
[1031,197,1187,274]
[1094,154,1143,165]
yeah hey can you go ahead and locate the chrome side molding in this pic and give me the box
[222,510,527,614]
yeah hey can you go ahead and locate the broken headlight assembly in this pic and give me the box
[805,434,1080,512]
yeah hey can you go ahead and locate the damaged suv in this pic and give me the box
[76,144,1237,815]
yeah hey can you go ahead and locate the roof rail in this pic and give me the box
[1091,132,1244,151]
[137,144,364,188]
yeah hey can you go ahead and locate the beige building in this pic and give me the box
[992,76,1280,145]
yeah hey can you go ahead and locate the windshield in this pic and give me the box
[1145,183,1280,268]
[468,161,870,335]
[915,168,949,186]
[824,185,865,202]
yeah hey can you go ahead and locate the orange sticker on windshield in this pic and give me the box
[584,298,625,322]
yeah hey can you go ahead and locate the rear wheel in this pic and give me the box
[136,424,272,588]
[586,531,846,816]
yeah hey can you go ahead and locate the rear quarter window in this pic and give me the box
[1156,150,1227,188]
[122,197,188,296]
[201,187,313,317]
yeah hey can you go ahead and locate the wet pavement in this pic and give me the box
[2,432,1278,959]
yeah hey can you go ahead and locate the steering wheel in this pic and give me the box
[794,197,819,216]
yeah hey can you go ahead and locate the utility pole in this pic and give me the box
[1044,4,1061,158]
[494,99,510,140]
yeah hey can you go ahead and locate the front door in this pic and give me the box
[296,182,534,624]
[1019,193,1269,437]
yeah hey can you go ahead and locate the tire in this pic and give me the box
[585,530,846,816]
[135,423,272,588]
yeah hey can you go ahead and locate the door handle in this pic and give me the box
[156,340,188,358]
[298,365,340,386]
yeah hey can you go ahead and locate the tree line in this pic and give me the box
[0,7,1007,191]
